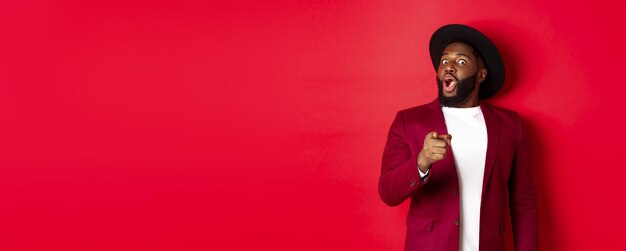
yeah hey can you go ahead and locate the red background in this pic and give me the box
[2,0,625,250]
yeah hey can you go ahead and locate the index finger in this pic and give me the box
[437,133,451,145]
[436,134,451,141]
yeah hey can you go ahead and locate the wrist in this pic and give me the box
[417,152,431,172]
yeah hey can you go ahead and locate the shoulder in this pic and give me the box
[481,103,527,142]
[482,102,522,123]
[388,100,440,133]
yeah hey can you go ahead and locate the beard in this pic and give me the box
[437,73,478,107]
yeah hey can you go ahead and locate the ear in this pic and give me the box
[477,68,487,84]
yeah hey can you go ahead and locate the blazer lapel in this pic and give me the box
[480,103,500,195]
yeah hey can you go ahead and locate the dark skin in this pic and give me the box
[417,42,488,173]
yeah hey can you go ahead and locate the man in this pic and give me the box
[378,24,538,251]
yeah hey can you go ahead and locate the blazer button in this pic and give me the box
[409,181,417,187]
[453,219,460,226]
[453,191,458,196]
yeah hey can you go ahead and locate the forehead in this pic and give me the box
[441,42,475,58]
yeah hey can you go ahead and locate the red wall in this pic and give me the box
[2,0,625,250]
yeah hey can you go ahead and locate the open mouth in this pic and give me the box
[442,74,458,93]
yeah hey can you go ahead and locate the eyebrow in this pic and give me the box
[442,52,470,58]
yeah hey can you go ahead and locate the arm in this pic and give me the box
[378,111,426,206]
[509,115,539,250]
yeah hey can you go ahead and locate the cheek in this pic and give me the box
[460,68,477,78]
[436,67,445,77]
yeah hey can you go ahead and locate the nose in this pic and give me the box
[444,63,456,74]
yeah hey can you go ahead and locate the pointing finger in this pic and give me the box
[437,134,452,145]
[437,134,451,140]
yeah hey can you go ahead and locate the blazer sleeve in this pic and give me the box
[378,111,427,207]
[509,114,539,250]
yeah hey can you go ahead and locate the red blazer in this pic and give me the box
[379,100,538,251]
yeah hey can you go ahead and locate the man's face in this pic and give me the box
[436,42,486,107]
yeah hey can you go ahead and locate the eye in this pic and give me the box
[457,59,467,65]
[442,59,449,65]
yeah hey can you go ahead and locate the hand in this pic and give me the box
[417,131,452,172]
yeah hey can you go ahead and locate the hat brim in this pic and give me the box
[429,24,505,100]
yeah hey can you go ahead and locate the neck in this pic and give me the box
[454,95,479,108]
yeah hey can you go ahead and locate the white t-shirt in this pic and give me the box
[442,106,488,251]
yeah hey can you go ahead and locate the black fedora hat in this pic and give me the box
[429,24,505,100]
